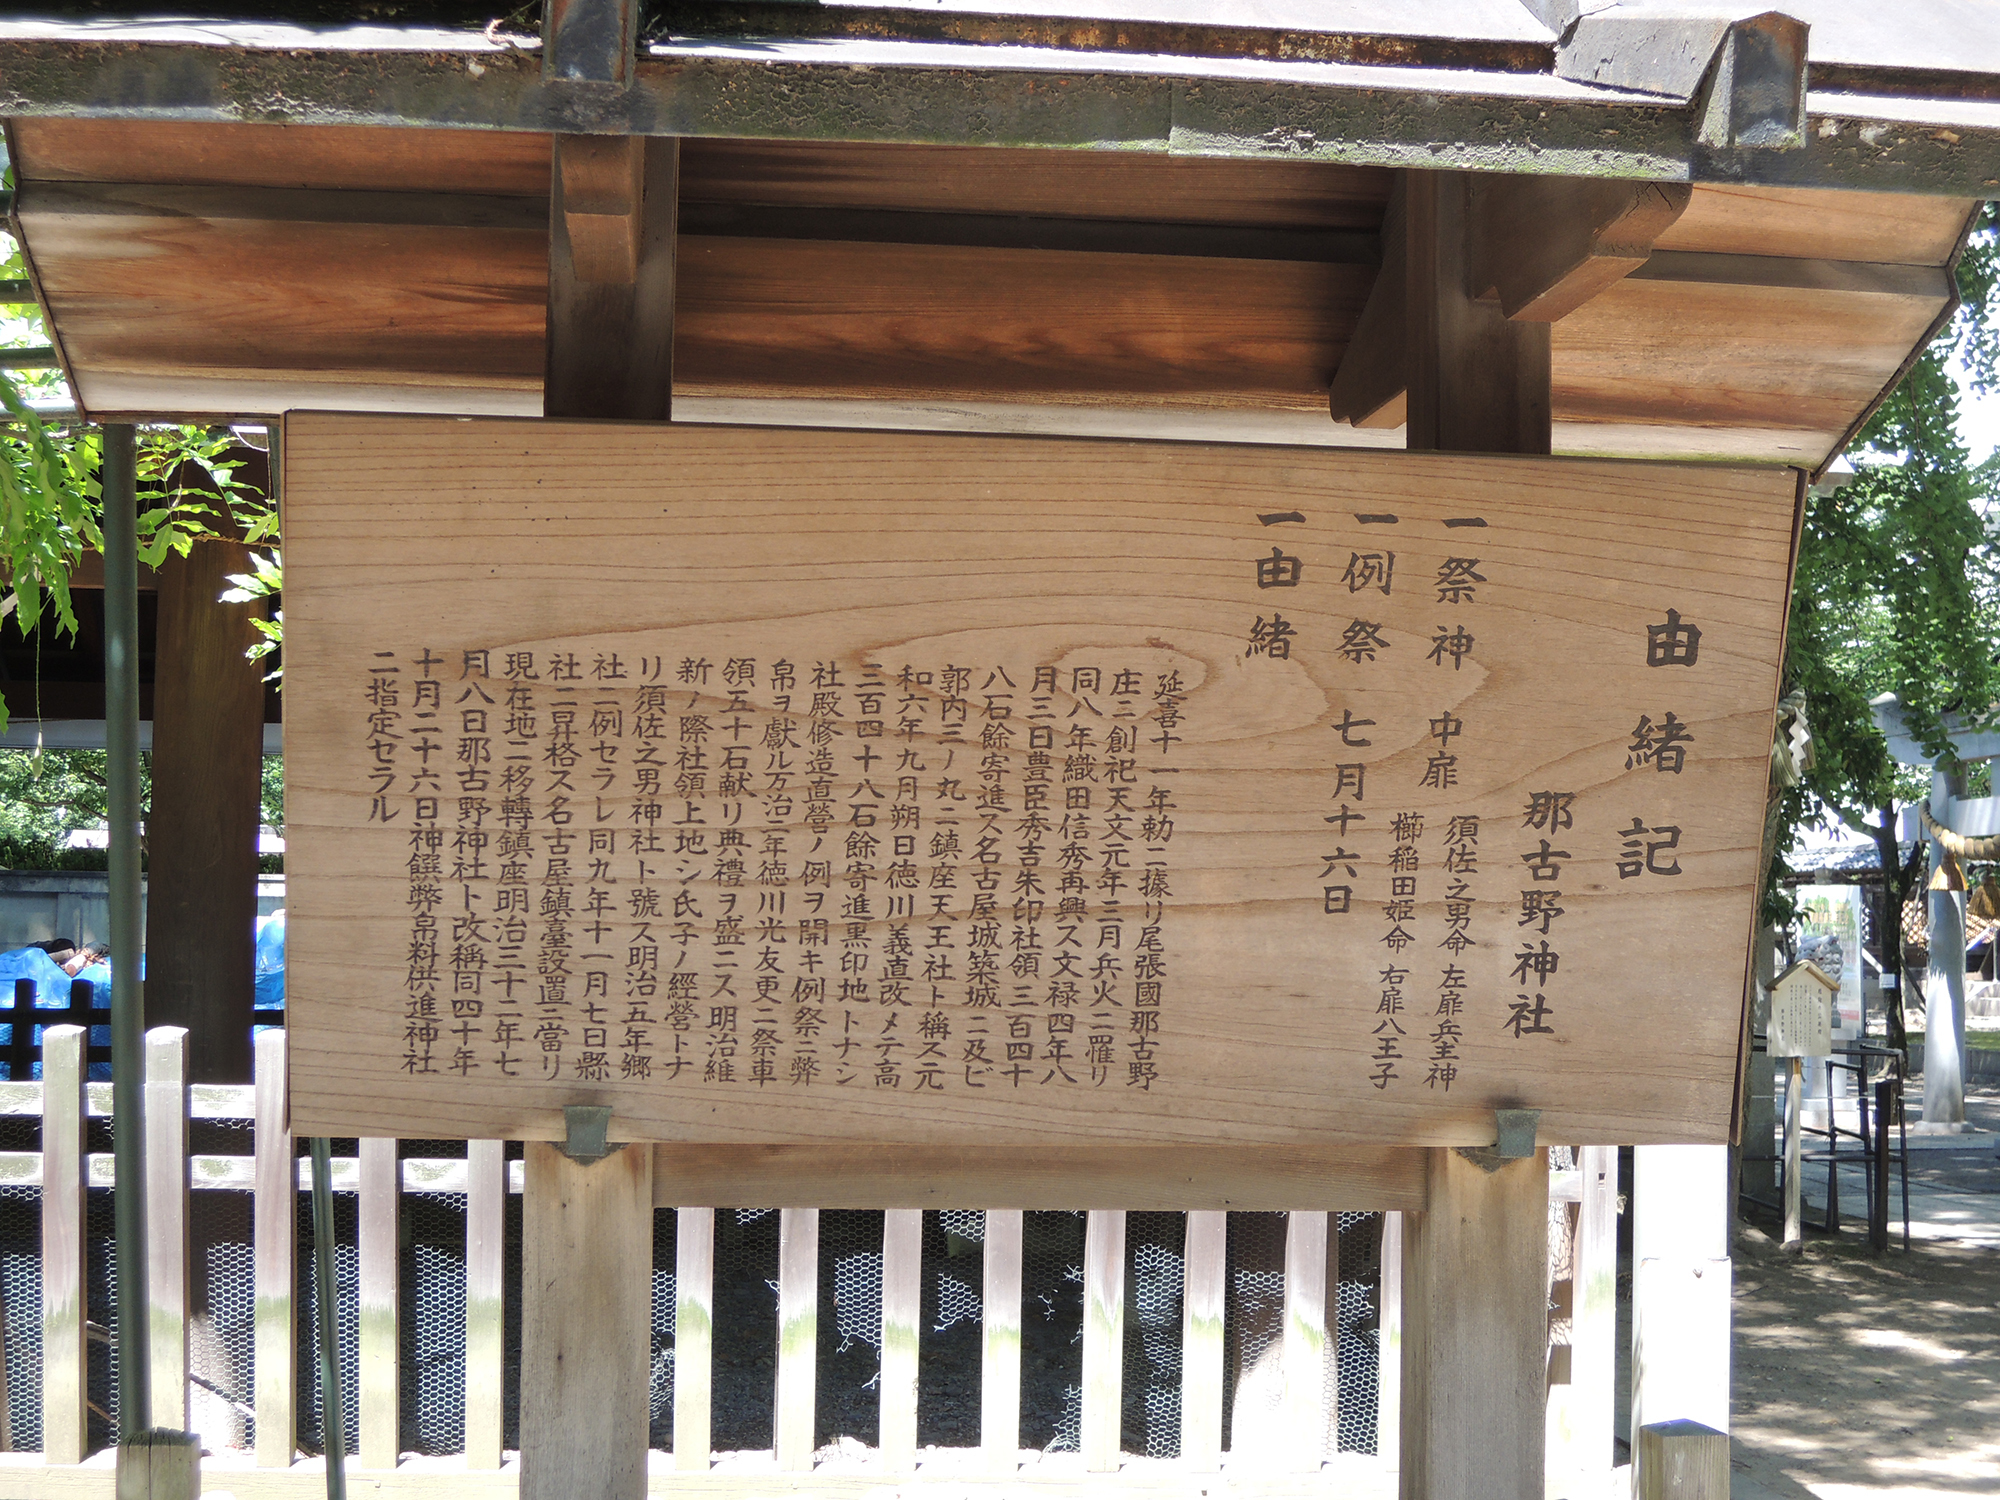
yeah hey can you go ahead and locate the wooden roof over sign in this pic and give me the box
[1,2,1995,469]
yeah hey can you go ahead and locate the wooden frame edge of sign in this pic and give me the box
[279,410,1800,1158]
[1728,465,1811,1148]
[647,1143,1429,1212]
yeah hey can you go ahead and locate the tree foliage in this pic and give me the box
[1773,203,2000,1030]
[2,219,277,734]
[0,747,284,870]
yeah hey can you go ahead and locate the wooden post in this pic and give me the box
[1923,764,1972,1129]
[252,1028,295,1467]
[148,531,265,1085]
[980,1208,1022,1473]
[1376,1211,1401,1464]
[1179,1210,1226,1473]
[1783,1059,1804,1247]
[463,1140,506,1470]
[112,1427,200,1500]
[1636,1418,1729,1500]
[1081,1209,1125,1473]
[673,1207,715,1470]
[879,1209,922,1472]
[357,1137,400,1470]
[1631,1147,1731,1446]
[774,1207,818,1471]
[144,1027,190,1432]
[519,1142,653,1500]
[1870,1080,1894,1252]
[1280,1210,1330,1470]
[1400,1149,1549,1500]
[1395,163,1555,1500]
[41,1025,87,1465]
[1404,169,1553,456]
[526,8,675,1488]
[1564,1147,1619,1488]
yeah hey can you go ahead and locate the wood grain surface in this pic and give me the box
[285,416,1797,1148]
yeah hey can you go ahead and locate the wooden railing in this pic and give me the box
[2,977,111,1079]
[0,1024,1625,1496]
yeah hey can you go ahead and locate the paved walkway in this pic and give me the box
[1728,1082,2000,1499]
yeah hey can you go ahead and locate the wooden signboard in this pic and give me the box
[1767,960,1836,1058]
[285,415,1800,1147]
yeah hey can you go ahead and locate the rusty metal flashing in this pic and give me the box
[0,27,1995,196]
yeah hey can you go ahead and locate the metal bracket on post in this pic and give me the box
[558,1104,617,1165]
[1456,1108,1542,1172]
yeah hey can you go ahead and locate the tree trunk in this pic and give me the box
[147,536,265,1083]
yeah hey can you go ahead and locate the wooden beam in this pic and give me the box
[650,1144,1426,1212]
[544,0,638,87]
[1335,171,1688,430]
[1406,169,1551,455]
[1470,177,1691,322]
[545,135,679,421]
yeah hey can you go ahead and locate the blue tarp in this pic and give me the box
[255,910,285,1008]
[0,947,80,1007]
[1,913,283,1012]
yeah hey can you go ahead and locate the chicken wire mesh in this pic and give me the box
[187,1184,257,1452]
[0,1183,41,1451]
[1334,1210,1384,1456]
[1021,1209,1086,1452]
[403,1189,467,1455]
[295,1168,360,1460]
[920,1209,984,1449]
[821,1207,884,1449]
[711,1207,778,1453]
[649,1206,678,1450]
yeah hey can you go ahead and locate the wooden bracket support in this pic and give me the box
[1331,167,1687,434]
[557,136,646,285]
[1328,175,1408,430]
[546,134,679,421]
[1470,176,1691,322]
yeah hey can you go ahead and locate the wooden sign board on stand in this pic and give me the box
[284,414,1800,1148]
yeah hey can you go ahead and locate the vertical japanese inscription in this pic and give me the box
[361,649,1188,1094]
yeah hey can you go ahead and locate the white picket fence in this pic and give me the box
[0,1024,1624,1497]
